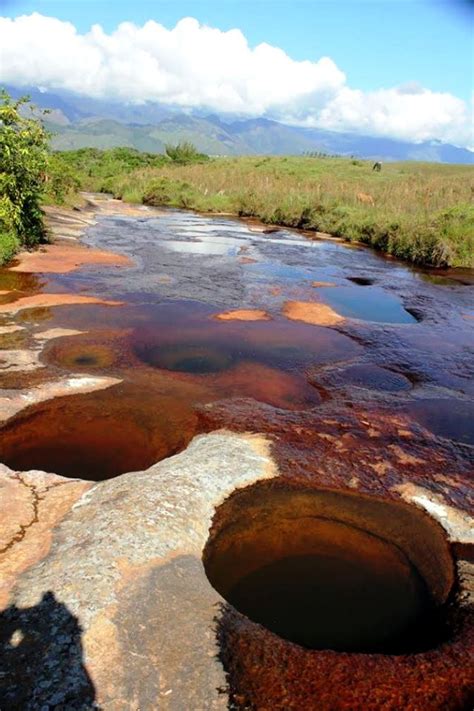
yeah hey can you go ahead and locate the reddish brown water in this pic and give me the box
[0,207,472,479]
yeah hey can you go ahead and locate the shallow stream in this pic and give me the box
[0,204,473,480]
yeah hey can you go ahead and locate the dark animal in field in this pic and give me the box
[373,161,382,172]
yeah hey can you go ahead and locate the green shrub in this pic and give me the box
[46,154,81,204]
[0,230,19,265]
[0,90,50,262]
[50,147,169,194]
[165,141,208,164]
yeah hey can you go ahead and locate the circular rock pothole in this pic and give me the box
[204,484,455,654]
[46,342,118,369]
[338,363,412,392]
[134,341,235,374]
[404,306,424,322]
[0,386,198,480]
[347,276,375,286]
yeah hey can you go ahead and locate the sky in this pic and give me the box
[0,0,473,147]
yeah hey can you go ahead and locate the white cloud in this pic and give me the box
[0,12,472,147]
[315,87,472,147]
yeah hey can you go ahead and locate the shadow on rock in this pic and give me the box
[0,591,100,710]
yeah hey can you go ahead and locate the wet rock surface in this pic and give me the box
[0,196,472,709]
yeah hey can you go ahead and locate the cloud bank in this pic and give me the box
[0,13,472,147]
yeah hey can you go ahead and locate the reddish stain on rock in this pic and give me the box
[283,300,345,327]
[0,293,123,315]
[214,309,271,322]
[217,603,473,711]
[10,243,132,274]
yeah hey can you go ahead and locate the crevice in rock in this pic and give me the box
[0,474,74,554]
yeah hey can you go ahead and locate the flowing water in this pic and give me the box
[0,204,473,479]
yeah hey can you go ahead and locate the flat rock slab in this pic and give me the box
[34,328,86,341]
[0,349,43,373]
[10,243,132,274]
[214,309,271,321]
[282,299,345,326]
[0,432,276,710]
[0,294,123,316]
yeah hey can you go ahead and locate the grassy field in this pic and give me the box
[55,149,473,268]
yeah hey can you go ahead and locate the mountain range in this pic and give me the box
[5,85,473,164]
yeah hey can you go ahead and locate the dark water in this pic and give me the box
[406,398,474,446]
[227,551,440,653]
[339,364,412,392]
[347,276,375,286]
[129,300,358,372]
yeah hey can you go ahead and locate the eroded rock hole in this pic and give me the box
[134,342,235,374]
[74,355,99,366]
[204,484,454,653]
[0,387,197,480]
[404,307,424,322]
[347,276,375,286]
[46,342,118,370]
[339,364,412,392]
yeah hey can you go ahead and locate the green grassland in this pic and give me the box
[55,148,474,268]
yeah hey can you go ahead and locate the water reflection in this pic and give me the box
[319,286,417,324]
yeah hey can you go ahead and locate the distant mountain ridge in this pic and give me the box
[5,85,473,164]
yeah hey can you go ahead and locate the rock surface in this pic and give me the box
[0,427,472,710]
[0,432,276,710]
[0,349,43,373]
[34,328,86,341]
[9,243,132,274]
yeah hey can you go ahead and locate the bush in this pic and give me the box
[0,230,19,265]
[165,141,208,164]
[47,154,81,204]
[50,147,168,194]
[0,90,50,257]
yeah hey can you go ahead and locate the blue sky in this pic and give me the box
[2,0,472,101]
[0,1,472,146]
